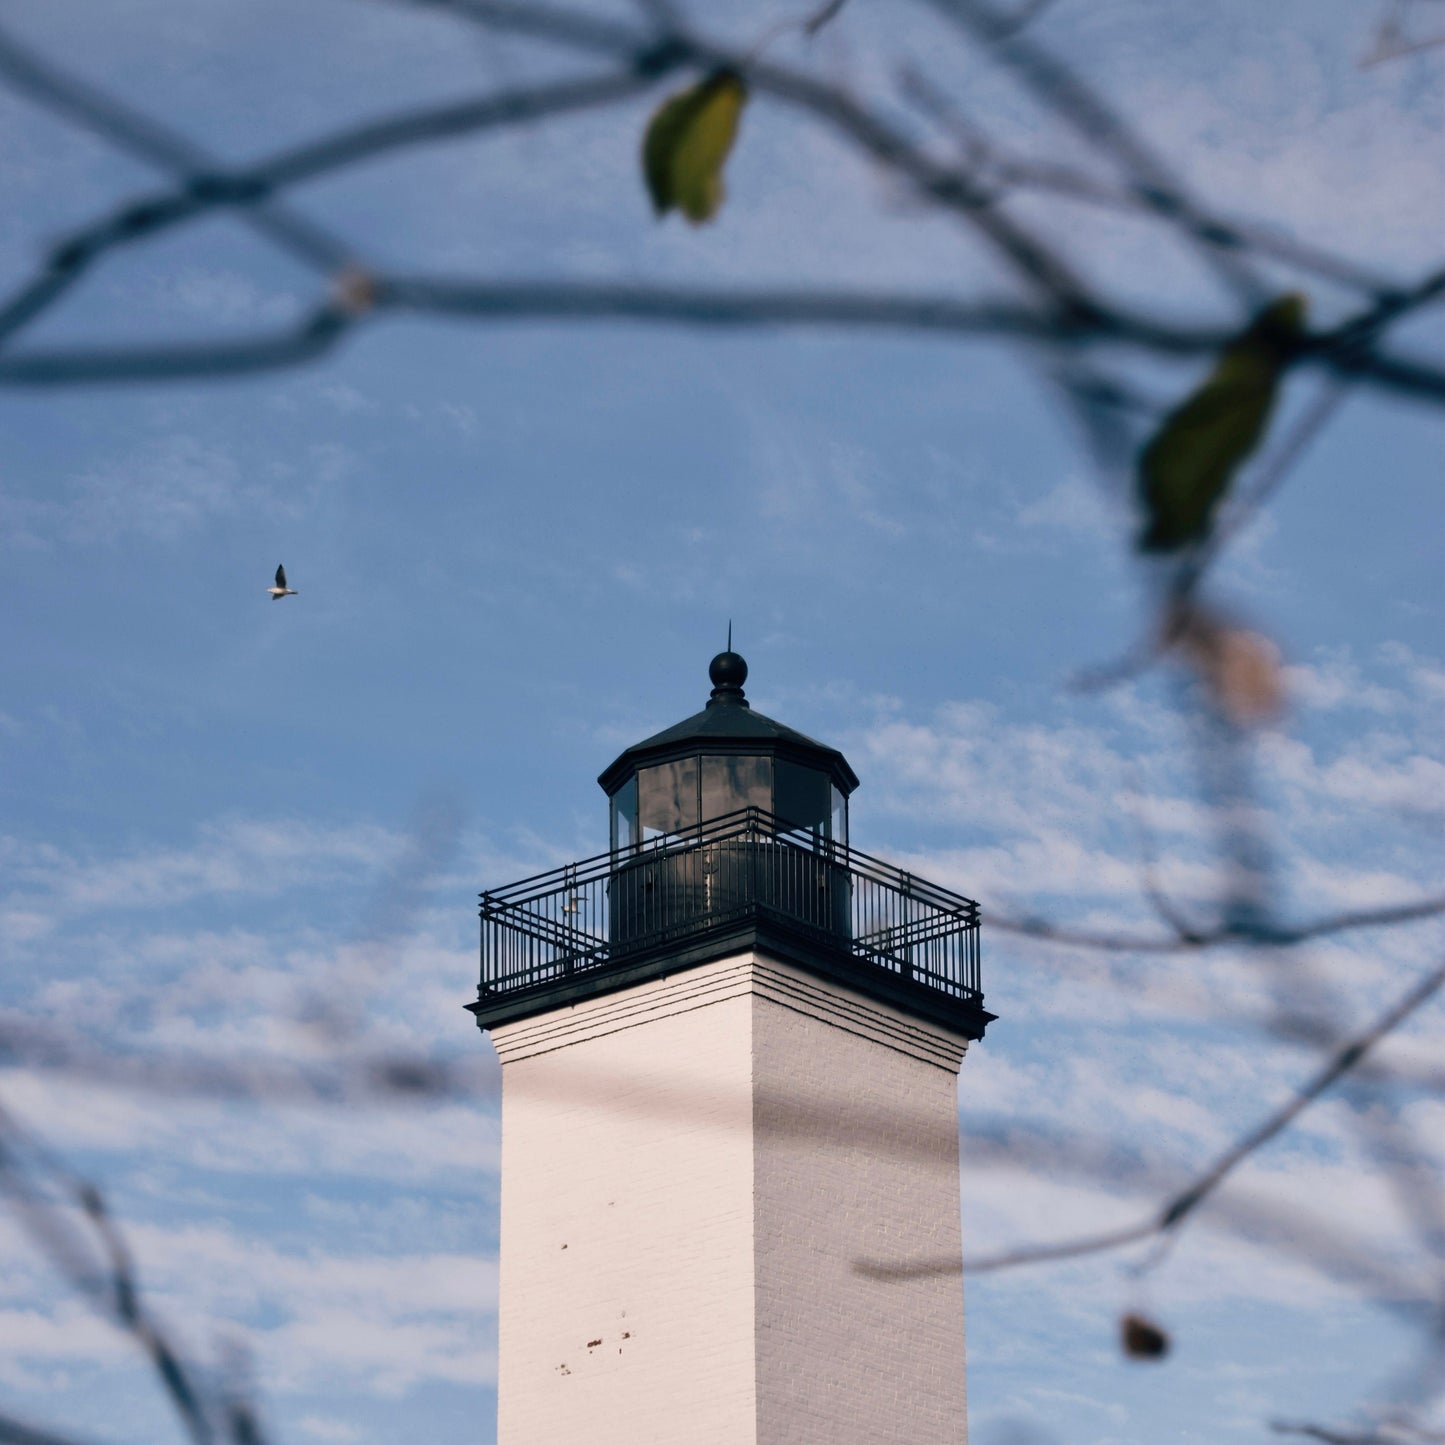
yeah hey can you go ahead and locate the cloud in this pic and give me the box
[4,816,401,915]
[0,1211,497,1397]
[300,1417,364,1444]
[2,645,1435,1399]
[129,268,301,327]
[0,8,1434,1445]
[67,434,250,543]
[1013,473,1119,546]
[1284,654,1406,715]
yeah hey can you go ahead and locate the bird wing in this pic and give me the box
[275,564,287,588]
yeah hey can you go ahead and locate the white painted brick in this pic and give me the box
[490,952,971,1444]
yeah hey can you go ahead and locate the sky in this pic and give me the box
[0,1,1442,1442]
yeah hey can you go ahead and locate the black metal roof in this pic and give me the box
[596,651,860,797]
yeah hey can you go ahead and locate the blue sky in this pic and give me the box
[0,1,1442,1442]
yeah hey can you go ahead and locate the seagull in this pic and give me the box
[266,563,298,600]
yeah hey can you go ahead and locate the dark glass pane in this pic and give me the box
[831,785,848,846]
[610,775,638,853]
[700,754,771,824]
[638,757,699,837]
[775,760,829,833]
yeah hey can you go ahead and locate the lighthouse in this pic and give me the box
[470,651,993,1444]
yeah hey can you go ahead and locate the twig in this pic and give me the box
[0,21,346,274]
[805,0,851,36]
[863,958,1445,1278]
[0,1019,489,1105]
[896,63,1399,296]
[1274,1423,1445,1445]
[988,890,1445,953]
[0,274,1441,397]
[0,1100,260,1445]
[0,1413,112,1445]
[918,0,1268,305]
[0,68,661,350]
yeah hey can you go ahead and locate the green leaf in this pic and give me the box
[642,88,699,217]
[641,70,748,225]
[1136,293,1307,554]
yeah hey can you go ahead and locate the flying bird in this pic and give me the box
[267,564,298,600]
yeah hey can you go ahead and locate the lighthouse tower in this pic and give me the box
[470,652,992,1445]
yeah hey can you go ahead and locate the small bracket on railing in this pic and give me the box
[560,865,581,917]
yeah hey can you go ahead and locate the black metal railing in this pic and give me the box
[478,808,981,1007]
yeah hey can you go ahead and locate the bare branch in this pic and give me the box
[378,0,646,59]
[0,1100,265,1445]
[1154,960,1445,1228]
[0,1016,491,1106]
[0,68,660,351]
[0,21,346,273]
[0,1412,112,1445]
[988,889,1445,953]
[804,0,852,36]
[0,5,1439,1437]
[0,273,1441,398]
[866,958,1445,1278]
[917,0,1268,304]
[1363,0,1445,66]
[896,63,1400,296]
[1274,1423,1445,1445]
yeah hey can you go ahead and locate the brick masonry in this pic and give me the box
[491,952,971,1444]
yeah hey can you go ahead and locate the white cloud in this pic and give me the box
[68,434,248,543]
[2,644,1435,1414]
[0,7,1437,1439]
[1014,473,1119,545]
[1284,655,1405,715]
[0,1211,497,1397]
[300,1417,364,1443]
[139,268,300,326]
[4,816,400,914]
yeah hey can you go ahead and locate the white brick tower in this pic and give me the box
[470,652,992,1445]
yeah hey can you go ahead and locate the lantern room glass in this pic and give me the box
[774,759,827,835]
[701,755,771,823]
[611,755,847,851]
[637,756,699,839]
[609,775,638,853]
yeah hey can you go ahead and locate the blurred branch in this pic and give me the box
[867,957,1445,1277]
[0,1017,489,1104]
[988,889,1445,953]
[1274,1423,1445,1445]
[804,0,851,36]
[917,0,1267,304]
[1,274,1442,396]
[0,2,1440,1437]
[1362,0,1445,65]
[0,1,1436,409]
[0,1100,269,1445]
[895,64,1400,296]
[0,62,661,347]
[0,22,348,274]
[0,1413,112,1445]
[989,0,1059,38]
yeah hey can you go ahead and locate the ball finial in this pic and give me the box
[707,649,749,706]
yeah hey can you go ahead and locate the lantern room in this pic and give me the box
[597,649,857,851]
